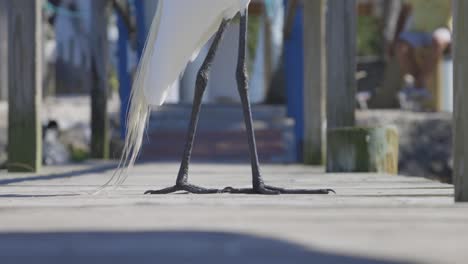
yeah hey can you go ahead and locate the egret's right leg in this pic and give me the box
[221,12,334,195]
[145,19,230,195]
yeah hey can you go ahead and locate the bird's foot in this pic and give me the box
[144,183,221,194]
[221,185,335,195]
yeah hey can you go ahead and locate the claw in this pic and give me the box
[145,185,179,195]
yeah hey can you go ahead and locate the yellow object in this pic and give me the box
[406,0,452,32]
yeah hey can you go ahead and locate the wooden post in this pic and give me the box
[326,0,357,129]
[7,0,42,172]
[325,0,360,173]
[303,0,326,165]
[0,0,8,101]
[453,0,468,202]
[327,126,399,173]
[90,0,110,159]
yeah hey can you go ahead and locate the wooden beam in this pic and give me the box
[303,0,326,165]
[326,0,357,129]
[7,0,42,172]
[0,0,8,101]
[90,0,110,159]
[453,0,468,202]
[325,0,358,172]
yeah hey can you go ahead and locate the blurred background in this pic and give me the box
[0,0,454,183]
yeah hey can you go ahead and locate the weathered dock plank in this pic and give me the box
[0,163,465,264]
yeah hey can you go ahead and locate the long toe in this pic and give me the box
[221,187,255,194]
[221,186,279,195]
[254,186,281,195]
[145,183,223,195]
[144,185,180,195]
[182,183,220,194]
[264,185,336,195]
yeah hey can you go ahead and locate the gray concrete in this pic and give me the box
[0,162,467,264]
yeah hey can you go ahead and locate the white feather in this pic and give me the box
[99,0,251,189]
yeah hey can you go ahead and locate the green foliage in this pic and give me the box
[357,15,382,57]
[233,13,261,75]
[247,15,261,74]
[109,68,119,94]
[69,144,90,163]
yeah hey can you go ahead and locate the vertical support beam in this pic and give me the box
[326,0,356,129]
[7,0,42,172]
[0,0,8,101]
[303,0,326,165]
[284,3,304,161]
[325,0,357,172]
[453,0,468,202]
[90,0,109,159]
[117,13,131,139]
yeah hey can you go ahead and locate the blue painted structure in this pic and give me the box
[284,1,304,161]
[134,0,146,58]
[117,0,146,138]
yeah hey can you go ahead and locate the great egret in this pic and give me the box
[112,0,334,195]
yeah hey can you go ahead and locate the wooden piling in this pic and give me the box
[453,0,468,202]
[327,126,399,174]
[7,0,42,172]
[326,0,357,129]
[325,0,360,173]
[303,0,326,165]
[90,0,110,159]
[0,0,8,101]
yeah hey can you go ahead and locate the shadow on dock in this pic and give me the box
[0,231,407,264]
[0,163,116,186]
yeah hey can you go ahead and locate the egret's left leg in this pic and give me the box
[222,12,334,195]
[145,20,231,195]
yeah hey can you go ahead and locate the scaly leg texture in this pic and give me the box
[145,20,230,195]
[221,12,334,195]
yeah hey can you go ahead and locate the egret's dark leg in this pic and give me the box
[145,20,230,195]
[222,12,334,195]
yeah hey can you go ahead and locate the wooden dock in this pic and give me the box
[0,162,466,264]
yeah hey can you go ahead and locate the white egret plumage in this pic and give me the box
[109,0,334,195]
